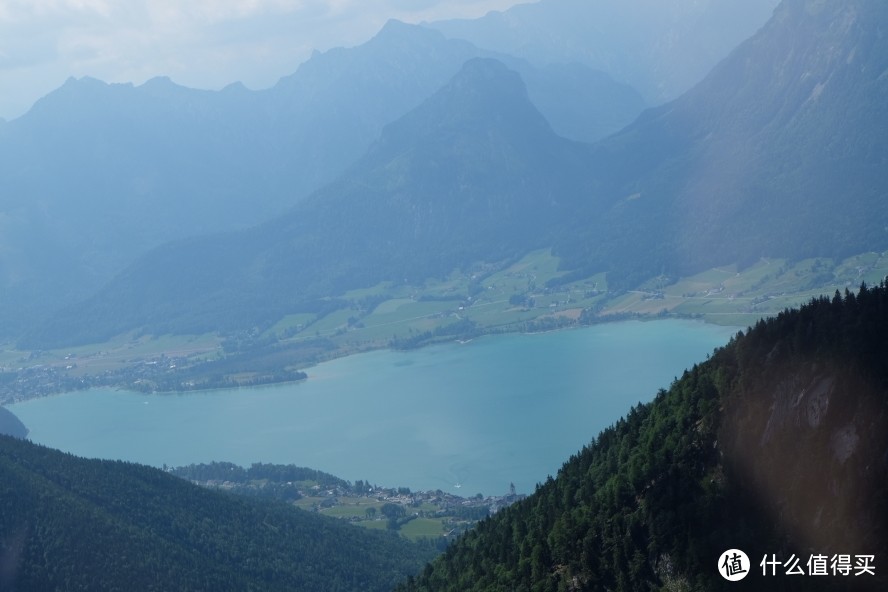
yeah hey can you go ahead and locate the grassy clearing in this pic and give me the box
[419,271,475,298]
[321,505,374,519]
[342,282,399,300]
[360,519,389,531]
[366,300,457,326]
[298,496,448,539]
[400,518,447,539]
[479,249,565,295]
[0,346,24,368]
[264,313,317,337]
[11,249,886,399]
[603,252,888,325]
[371,298,416,315]
[308,308,357,336]
[15,332,221,376]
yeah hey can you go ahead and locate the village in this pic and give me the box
[170,461,527,543]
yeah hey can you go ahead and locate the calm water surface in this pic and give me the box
[11,320,738,495]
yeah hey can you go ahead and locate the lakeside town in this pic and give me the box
[170,461,527,543]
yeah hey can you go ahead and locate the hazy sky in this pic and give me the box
[0,0,527,121]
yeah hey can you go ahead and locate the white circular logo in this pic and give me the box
[718,549,750,581]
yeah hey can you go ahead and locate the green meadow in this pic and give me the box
[5,249,885,400]
[603,252,888,325]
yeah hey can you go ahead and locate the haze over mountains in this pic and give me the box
[553,0,888,284]
[0,20,642,341]
[3,2,888,591]
[24,57,596,344]
[20,0,888,349]
[428,0,781,102]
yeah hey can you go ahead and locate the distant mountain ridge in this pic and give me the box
[0,20,641,340]
[552,0,888,287]
[24,58,596,345]
[428,0,780,102]
[27,0,888,348]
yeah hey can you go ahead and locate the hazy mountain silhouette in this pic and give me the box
[428,0,780,102]
[554,0,888,287]
[26,0,888,347]
[24,58,596,346]
[0,21,641,339]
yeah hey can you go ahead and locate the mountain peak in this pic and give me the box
[373,18,446,42]
[555,0,888,286]
[142,75,174,87]
[222,81,248,93]
[442,57,527,107]
[377,18,415,35]
[378,57,552,147]
[360,19,458,59]
[452,56,519,85]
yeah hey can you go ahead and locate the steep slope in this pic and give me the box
[397,283,888,591]
[0,435,435,591]
[555,0,888,288]
[517,61,644,144]
[27,0,888,347]
[0,24,452,337]
[0,20,640,340]
[428,0,779,103]
[0,76,264,335]
[25,58,595,346]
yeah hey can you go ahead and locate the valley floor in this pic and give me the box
[2,249,886,404]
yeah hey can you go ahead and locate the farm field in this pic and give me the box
[4,249,885,401]
[602,252,888,325]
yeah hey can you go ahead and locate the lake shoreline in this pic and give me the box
[2,313,746,405]
[9,318,739,496]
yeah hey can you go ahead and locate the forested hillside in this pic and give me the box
[0,436,435,591]
[398,283,888,591]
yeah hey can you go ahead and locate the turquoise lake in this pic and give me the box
[10,320,738,496]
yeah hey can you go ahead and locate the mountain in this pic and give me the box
[516,61,644,144]
[396,283,888,592]
[0,20,641,341]
[428,0,780,103]
[27,0,888,347]
[268,19,642,157]
[0,76,270,333]
[30,0,888,350]
[0,434,435,591]
[23,58,596,346]
[553,0,888,288]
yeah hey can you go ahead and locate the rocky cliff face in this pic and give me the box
[721,353,887,558]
